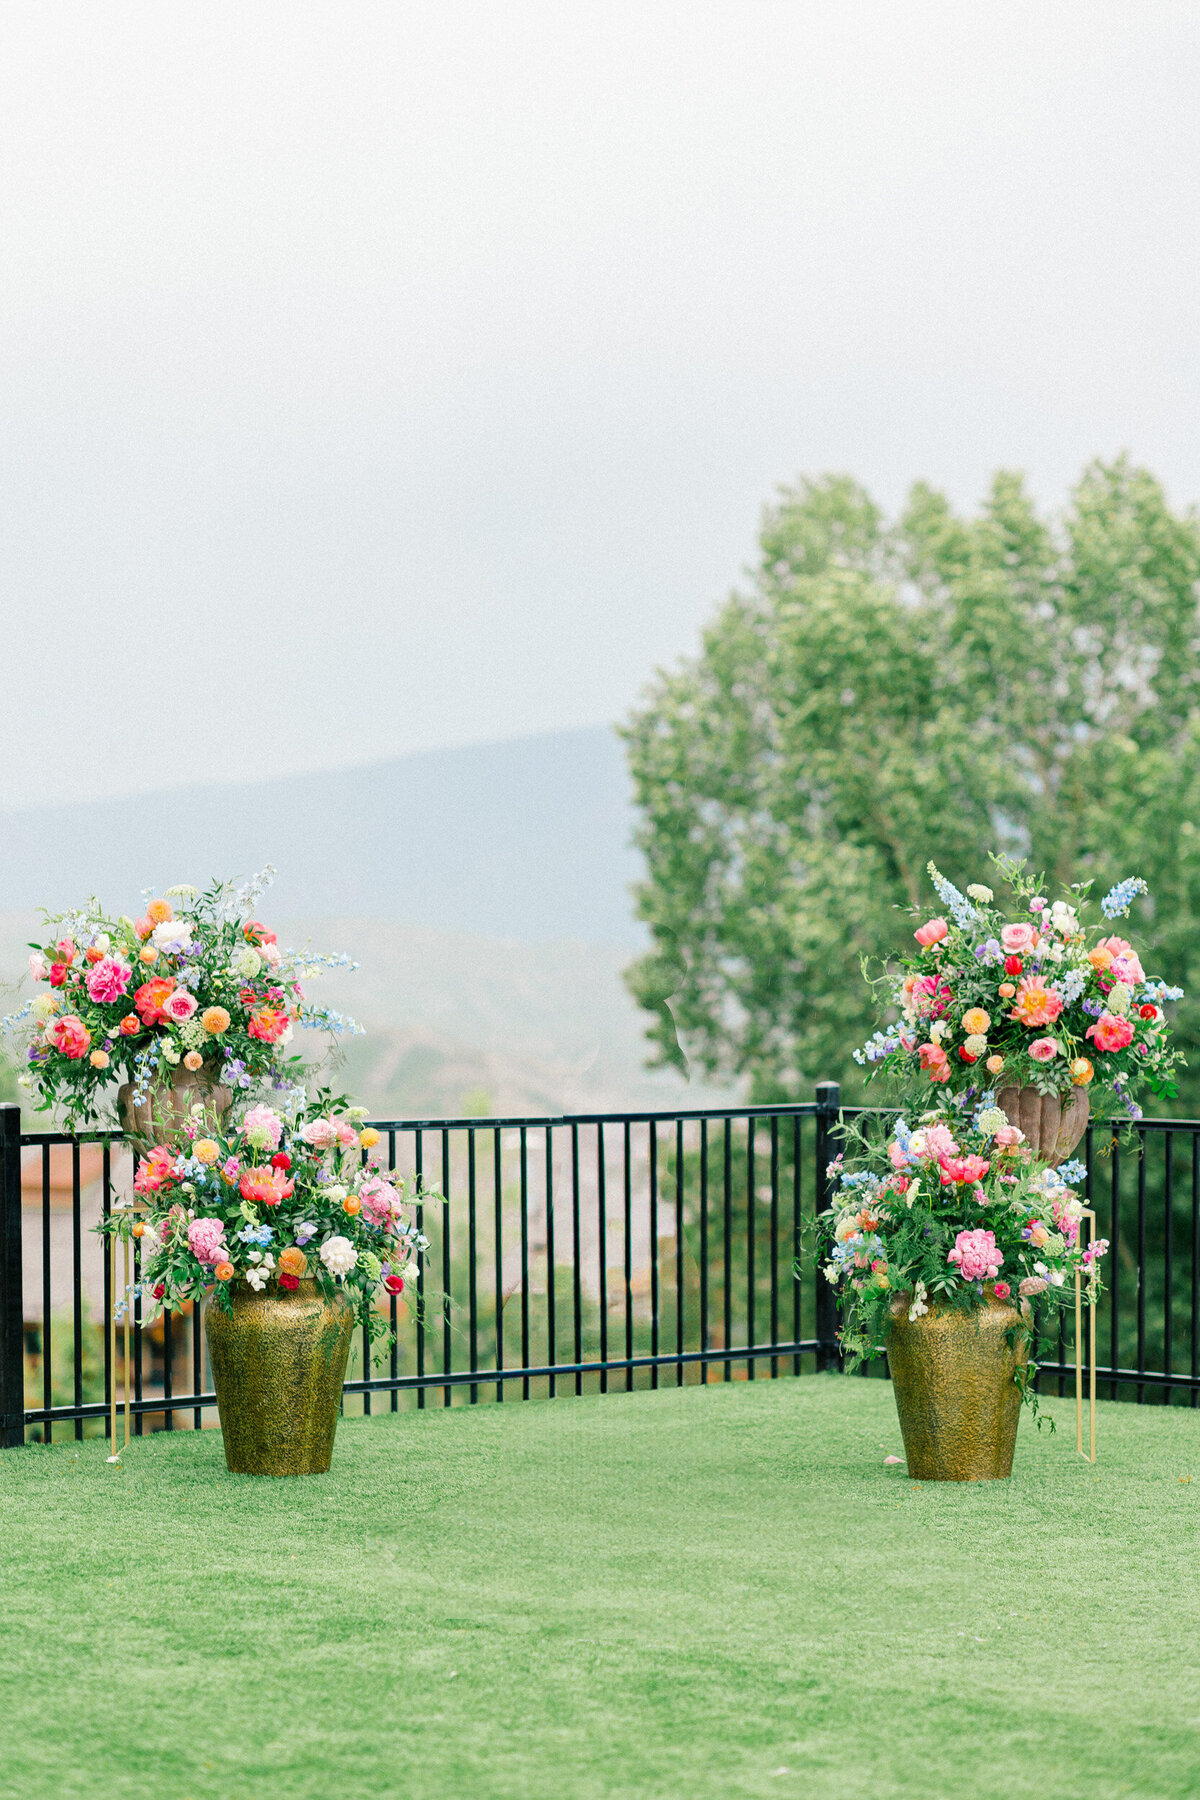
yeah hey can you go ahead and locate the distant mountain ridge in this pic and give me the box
[0,725,645,944]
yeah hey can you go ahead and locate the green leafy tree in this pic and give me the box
[624,459,1200,1108]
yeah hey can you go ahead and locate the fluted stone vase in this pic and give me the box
[996,1085,1089,1167]
[116,1064,232,1148]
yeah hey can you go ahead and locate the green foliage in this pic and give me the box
[624,459,1200,1105]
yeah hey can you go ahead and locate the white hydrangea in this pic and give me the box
[320,1236,358,1279]
[966,884,993,903]
[1108,982,1132,1017]
[229,946,262,980]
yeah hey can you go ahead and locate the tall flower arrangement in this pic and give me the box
[3,872,361,1127]
[101,1089,431,1342]
[854,859,1183,1120]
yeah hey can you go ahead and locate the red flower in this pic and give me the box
[270,1152,292,1171]
[383,1274,405,1295]
[48,963,69,988]
[238,986,258,1004]
[152,1283,165,1300]
[958,1047,978,1063]
[248,1007,288,1044]
[243,919,277,947]
[278,1273,300,1292]
[1003,955,1023,977]
[1140,1003,1158,1019]
[992,1281,1011,1300]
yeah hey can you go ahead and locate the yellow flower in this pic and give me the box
[146,899,174,925]
[201,1006,231,1035]
[359,1128,380,1149]
[962,1007,991,1036]
[193,1139,220,1165]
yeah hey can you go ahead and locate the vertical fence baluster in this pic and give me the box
[392,1129,402,1413]
[792,1116,803,1377]
[545,1126,556,1398]
[72,1142,84,1441]
[1109,1136,1121,1403]
[770,1117,779,1379]
[649,1120,659,1391]
[519,1127,530,1401]
[723,1119,732,1383]
[675,1119,684,1387]
[467,1127,478,1405]
[1192,1133,1199,1410]
[699,1118,709,1384]
[572,1123,582,1397]
[439,1128,452,1409]
[1137,1130,1147,1404]
[43,1145,52,1444]
[746,1118,755,1380]
[495,1126,504,1403]
[102,1141,112,1443]
[623,1121,633,1392]
[0,1107,21,1450]
[1165,1132,1174,1405]
[814,1084,840,1371]
[597,1124,608,1395]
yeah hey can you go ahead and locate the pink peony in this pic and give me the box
[948,1228,1003,1281]
[993,1125,1023,1148]
[238,1166,295,1208]
[1000,922,1037,953]
[359,1175,400,1227]
[914,917,949,948]
[302,1118,339,1150]
[1028,1037,1060,1063]
[242,1104,284,1150]
[187,1217,229,1266]
[135,1146,179,1195]
[85,955,133,1004]
[162,988,198,1023]
[922,1124,959,1157]
[911,975,952,1018]
[28,952,48,981]
[48,1014,91,1059]
[1086,1011,1135,1053]
[1010,978,1064,1027]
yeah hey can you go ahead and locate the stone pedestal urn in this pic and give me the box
[205,1280,355,1477]
[886,1292,1032,1480]
[116,1065,232,1147]
[996,1085,1089,1168]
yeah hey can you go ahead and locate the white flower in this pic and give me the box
[320,1185,349,1206]
[1108,982,1132,1017]
[140,1224,162,1257]
[1050,901,1078,935]
[966,884,993,903]
[244,1252,275,1292]
[400,1259,420,1282]
[262,941,282,969]
[320,1235,358,1278]
[31,993,60,1020]
[908,1281,929,1321]
[229,946,262,980]
[152,919,194,953]
[160,1041,181,1066]
[977,1106,1006,1136]
[929,1020,949,1044]
[964,1033,988,1057]
[164,884,199,898]
[1042,943,1063,963]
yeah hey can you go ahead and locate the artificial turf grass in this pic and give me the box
[1,1379,1199,1800]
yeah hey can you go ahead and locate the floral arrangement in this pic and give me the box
[818,1108,1108,1384]
[854,859,1183,1120]
[3,872,361,1127]
[102,1089,431,1339]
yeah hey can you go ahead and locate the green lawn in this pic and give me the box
[2,1376,1199,1799]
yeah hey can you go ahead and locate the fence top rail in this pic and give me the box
[14,1099,821,1149]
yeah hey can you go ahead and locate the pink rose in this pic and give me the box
[302,1118,338,1150]
[914,917,949,948]
[55,938,77,965]
[948,1228,1003,1282]
[992,1281,1011,1299]
[242,1104,284,1150]
[1086,1011,1135,1053]
[85,955,133,1004]
[162,989,198,1023]
[993,1125,1022,1148]
[1028,1037,1060,1062]
[1000,922,1037,953]
[1097,937,1145,984]
[187,1217,229,1266]
[48,1014,91,1059]
[28,952,48,981]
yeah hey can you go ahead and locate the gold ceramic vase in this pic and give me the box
[117,1065,233,1147]
[205,1280,355,1476]
[885,1292,1031,1481]
[996,1085,1089,1168]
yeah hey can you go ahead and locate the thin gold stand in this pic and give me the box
[1075,1206,1097,1463]
[105,1227,132,1464]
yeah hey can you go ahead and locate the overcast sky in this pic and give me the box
[2,1,1199,808]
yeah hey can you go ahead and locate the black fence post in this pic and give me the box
[0,1103,24,1448]
[813,1082,841,1372]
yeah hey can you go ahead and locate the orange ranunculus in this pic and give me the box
[278,1246,308,1277]
[201,1005,231,1035]
[134,976,177,1026]
[183,1050,203,1071]
[214,1262,234,1282]
[119,1012,141,1036]
[146,899,174,925]
[1070,1057,1094,1086]
[1009,978,1064,1029]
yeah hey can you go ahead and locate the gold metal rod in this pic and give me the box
[1077,1207,1097,1463]
[109,1233,117,1454]
[122,1233,131,1448]
[1075,1266,1083,1456]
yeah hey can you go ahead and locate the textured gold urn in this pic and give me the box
[996,1085,1089,1168]
[886,1292,1031,1481]
[117,1065,232,1148]
[205,1280,355,1476]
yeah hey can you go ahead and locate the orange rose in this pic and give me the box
[146,899,174,925]
[183,1050,203,1071]
[278,1246,308,1277]
[201,1006,231,1036]
[89,1049,110,1069]
[342,1195,362,1216]
[214,1261,234,1282]
[119,1013,141,1036]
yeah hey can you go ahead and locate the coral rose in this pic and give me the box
[134,976,176,1025]
[278,1246,308,1277]
[938,1153,991,1185]
[1028,1037,1060,1062]
[1009,978,1064,1028]
[89,1049,110,1070]
[1086,1011,1135,1052]
[200,1006,231,1035]
[1000,924,1037,954]
[119,1013,141,1036]
[183,1050,203,1071]
[48,1015,91,1059]
[914,917,949,948]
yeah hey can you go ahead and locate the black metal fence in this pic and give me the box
[2,1084,1198,1447]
